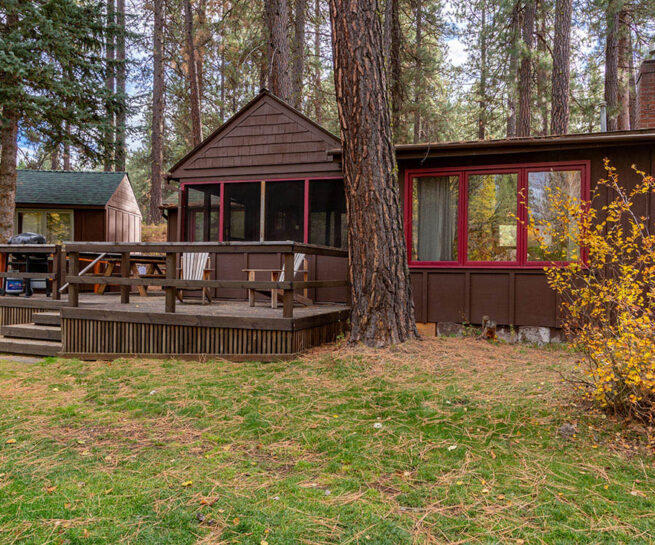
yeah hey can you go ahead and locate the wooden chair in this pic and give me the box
[243,253,311,309]
[177,252,212,304]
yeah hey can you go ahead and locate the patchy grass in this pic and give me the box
[0,337,654,544]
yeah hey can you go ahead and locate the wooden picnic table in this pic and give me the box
[80,252,166,296]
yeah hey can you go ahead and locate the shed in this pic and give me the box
[15,170,142,243]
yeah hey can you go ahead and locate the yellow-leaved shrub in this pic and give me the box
[528,160,655,421]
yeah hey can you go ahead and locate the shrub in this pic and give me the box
[528,160,655,421]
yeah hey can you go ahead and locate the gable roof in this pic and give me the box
[16,170,129,207]
[168,89,342,182]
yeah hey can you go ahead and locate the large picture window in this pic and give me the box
[182,178,346,248]
[16,210,73,243]
[406,162,588,267]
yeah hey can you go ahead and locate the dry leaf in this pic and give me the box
[181,480,193,487]
[6,439,16,444]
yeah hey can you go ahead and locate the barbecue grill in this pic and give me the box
[3,232,50,297]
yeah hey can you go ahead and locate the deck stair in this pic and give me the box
[0,311,62,357]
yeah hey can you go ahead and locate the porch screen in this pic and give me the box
[527,169,581,261]
[265,181,304,242]
[467,173,518,262]
[309,180,347,248]
[223,182,260,241]
[185,185,220,241]
[411,176,458,261]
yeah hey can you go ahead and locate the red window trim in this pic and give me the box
[404,160,591,269]
[180,176,343,243]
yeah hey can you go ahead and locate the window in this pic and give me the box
[182,178,346,247]
[406,162,588,267]
[265,181,304,242]
[185,185,220,241]
[223,183,261,241]
[309,179,347,248]
[412,176,458,261]
[527,169,581,262]
[16,210,73,243]
[467,173,518,262]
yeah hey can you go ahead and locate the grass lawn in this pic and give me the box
[0,337,654,544]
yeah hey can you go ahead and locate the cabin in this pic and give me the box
[16,170,142,243]
[165,56,655,338]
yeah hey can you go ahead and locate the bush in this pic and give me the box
[528,161,655,421]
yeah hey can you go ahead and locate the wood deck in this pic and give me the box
[0,294,349,360]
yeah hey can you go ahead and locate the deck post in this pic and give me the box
[68,251,79,307]
[120,251,130,304]
[52,245,62,300]
[282,251,294,318]
[165,251,176,313]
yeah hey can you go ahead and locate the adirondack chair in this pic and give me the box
[177,252,212,304]
[243,253,311,309]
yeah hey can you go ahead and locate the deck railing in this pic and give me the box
[63,241,349,317]
[0,244,65,300]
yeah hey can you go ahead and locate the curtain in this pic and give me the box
[416,177,456,261]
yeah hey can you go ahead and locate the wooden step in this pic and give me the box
[1,324,62,342]
[0,336,61,357]
[33,311,61,326]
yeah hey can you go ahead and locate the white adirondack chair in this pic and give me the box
[177,252,212,304]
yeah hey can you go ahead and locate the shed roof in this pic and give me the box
[16,170,128,207]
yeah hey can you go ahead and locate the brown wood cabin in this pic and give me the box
[16,170,142,243]
[166,57,655,334]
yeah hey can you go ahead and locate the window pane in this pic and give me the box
[412,176,458,261]
[20,212,42,234]
[224,183,261,241]
[185,185,220,241]
[467,173,518,262]
[309,180,347,248]
[527,170,581,261]
[46,212,72,243]
[265,181,304,242]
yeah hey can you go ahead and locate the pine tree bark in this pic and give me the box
[115,0,127,171]
[104,0,116,171]
[517,0,535,137]
[0,109,18,243]
[628,25,636,129]
[292,0,306,109]
[617,8,631,130]
[506,1,520,137]
[312,0,322,124]
[604,0,620,131]
[184,0,203,146]
[389,0,403,141]
[150,0,165,224]
[51,146,60,170]
[535,1,548,135]
[265,0,293,102]
[413,0,423,144]
[550,0,572,135]
[478,4,487,140]
[327,0,417,347]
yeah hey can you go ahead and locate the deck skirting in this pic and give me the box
[60,315,346,360]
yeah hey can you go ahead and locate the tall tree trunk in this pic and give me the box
[506,0,521,138]
[506,1,520,137]
[312,0,322,123]
[550,0,572,134]
[51,145,60,170]
[115,0,127,171]
[184,0,203,146]
[0,110,19,243]
[535,1,548,135]
[478,4,487,140]
[150,0,165,224]
[617,8,631,130]
[389,0,402,141]
[63,124,71,171]
[628,24,636,129]
[412,0,423,144]
[104,0,116,171]
[604,0,620,131]
[327,0,417,347]
[292,0,307,109]
[517,0,535,137]
[265,0,293,102]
